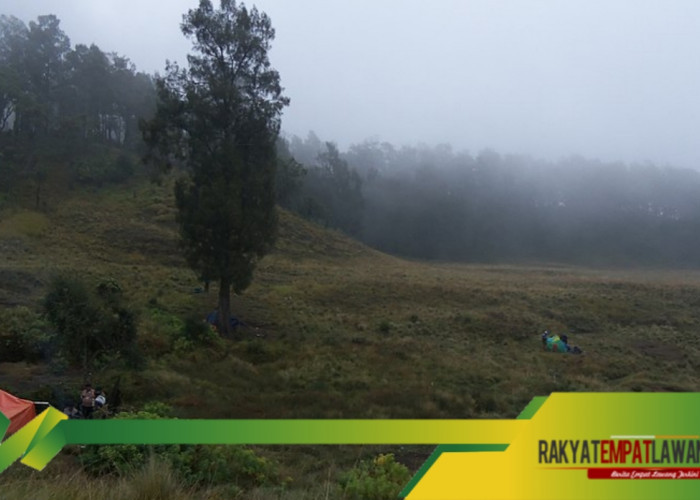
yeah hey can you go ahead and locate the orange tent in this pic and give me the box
[0,389,36,437]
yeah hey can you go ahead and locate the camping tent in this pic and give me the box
[206,309,243,329]
[0,389,36,437]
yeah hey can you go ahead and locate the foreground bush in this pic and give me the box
[79,407,279,492]
[43,276,140,369]
[0,306,52,362]
[341,453,411,500]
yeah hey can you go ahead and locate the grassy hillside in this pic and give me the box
[2,177,700,497]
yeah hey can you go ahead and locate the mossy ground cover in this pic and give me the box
[2,177,700,496]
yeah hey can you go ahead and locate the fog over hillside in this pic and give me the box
[8,0,700,169]
[281,133,700,266]
[4,2,700,267]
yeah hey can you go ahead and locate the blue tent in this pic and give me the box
[206,310,243,328]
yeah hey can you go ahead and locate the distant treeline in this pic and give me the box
[281,132,700,267]
[0,14,155,191]
[3,14,700,267]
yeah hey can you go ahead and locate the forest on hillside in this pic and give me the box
[283,133,700,266]
[3,13,700,268]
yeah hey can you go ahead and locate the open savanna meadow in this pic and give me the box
[2,177,700,498]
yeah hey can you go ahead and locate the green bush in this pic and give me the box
[44,275,101,367]
[81,407,279,490]
[178,314,222,348]
[168,314,223,355]
[147,307,185,336]
[172,445,278,489]
[172,336,195,355]
[378,320,392,334]
[341,454,411,500]
[181,315,211,341]
[79,409,178,476]
[72,154,135,186]
[0,306,52,362]
[142,401,174,418]
[44,275,140,370]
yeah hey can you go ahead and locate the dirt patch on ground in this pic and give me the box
[0,268,43,306]
[633,340,685,362]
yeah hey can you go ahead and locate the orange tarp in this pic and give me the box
[0,389,36,437]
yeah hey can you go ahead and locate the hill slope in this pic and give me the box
[2,178,700,420]
[4,178,700,498]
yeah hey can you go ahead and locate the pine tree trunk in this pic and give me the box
[218,277,231,337]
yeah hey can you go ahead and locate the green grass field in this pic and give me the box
[2,177,700,497]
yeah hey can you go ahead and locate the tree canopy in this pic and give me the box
[281,132,700,267]
[142,0,288,335]
[0,14,155,198]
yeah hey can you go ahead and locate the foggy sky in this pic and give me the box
[6,1,700,169]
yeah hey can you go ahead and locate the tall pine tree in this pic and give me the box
[142,0,288,335]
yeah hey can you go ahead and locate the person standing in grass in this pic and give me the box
[80,383,95,419]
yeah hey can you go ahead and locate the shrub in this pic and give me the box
[341,454,411,500]
[79,409,178,476]
[44,275,140,370]
[179,314,221,348]
[378,320,392,334]
[173,336,195,355]
[0,306,52,362]
[142,401,174,418]
[81,407,279,490]
[146,307,185,338]
[43,275,98,368]
[172,445,279,489]
[72,154,135,186]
